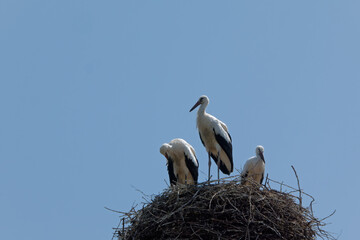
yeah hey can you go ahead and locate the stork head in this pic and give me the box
[160,143,171,159]
[189,95,209,112]
[255,145,265,162]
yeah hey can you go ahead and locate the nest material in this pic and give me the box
[115,177,333,240]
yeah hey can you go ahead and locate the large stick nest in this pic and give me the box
[112,175,334,240]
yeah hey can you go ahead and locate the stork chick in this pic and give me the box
[160,138,199,185]
[241,145,265,185]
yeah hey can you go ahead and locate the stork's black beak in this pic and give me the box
[189,100,201,112]
[259,152,265,162]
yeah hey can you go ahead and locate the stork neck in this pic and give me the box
[197,103,207,116]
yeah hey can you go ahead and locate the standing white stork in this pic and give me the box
[241,145,265,185]
[160,138,199,186]
[189,95,233,182]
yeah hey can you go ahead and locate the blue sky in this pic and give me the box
[1,1,359,239]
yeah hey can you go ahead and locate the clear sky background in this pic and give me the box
[1,1,359,239]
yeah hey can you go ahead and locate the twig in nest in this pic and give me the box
[291,165,302,208]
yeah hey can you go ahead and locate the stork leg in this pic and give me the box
[208,153,211,183]
[217,151,220,184]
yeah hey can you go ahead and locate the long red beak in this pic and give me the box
[189,100,201,112]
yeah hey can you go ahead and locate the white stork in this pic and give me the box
[160,138,199,185]
[241,145,265,185]
[189,95,233,182]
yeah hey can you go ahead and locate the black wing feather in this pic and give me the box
[213,128,233,173]
[167,158,177,186]
[184,153,199,184]
[209,153,230,175]
[260,173,264,185]
[227,132,232,141]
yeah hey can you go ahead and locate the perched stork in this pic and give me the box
[241,145,265,185]
[189,95,233,182]
[160,138,199,186]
